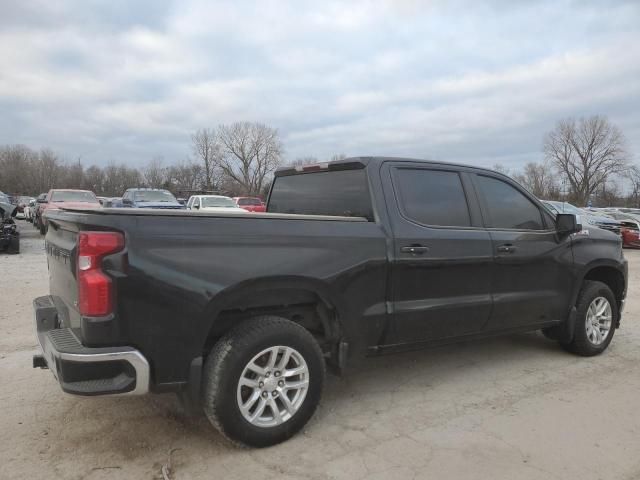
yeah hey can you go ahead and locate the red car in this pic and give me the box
[39,189,101,235]
[233,197,266,212]
[621,222,640,248]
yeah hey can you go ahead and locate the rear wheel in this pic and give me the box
[202,316,325,447]
[561,280,617,356]
[7,234,19,254]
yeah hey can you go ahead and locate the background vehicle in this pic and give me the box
[35,157,627,447]
[186,195,248,213]
[39,189,101,235]
[121,188,185,209]
[0,191,19,253]
[14,196,33,219]
[32,193,47,231]
[543,200,622,235]
[603,211,640,248]
[233,196,266,212]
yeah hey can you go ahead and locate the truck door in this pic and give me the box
[381,162,493,345]
[470,173,573,330]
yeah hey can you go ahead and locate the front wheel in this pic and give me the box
[561,280,617,356]
[202,316,325,447]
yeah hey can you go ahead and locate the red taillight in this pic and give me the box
[77,231,124,316]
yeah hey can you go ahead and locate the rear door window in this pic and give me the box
[475,175,544,230]
[392,168,471,227]
[268,169,373,220]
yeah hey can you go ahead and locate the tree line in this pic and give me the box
[0,116,636,206]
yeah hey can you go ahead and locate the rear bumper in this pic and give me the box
[33,295,149,396]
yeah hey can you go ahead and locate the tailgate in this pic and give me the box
[45,222,82,328]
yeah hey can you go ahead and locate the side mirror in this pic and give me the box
[194,204,200,210]
[122,198,132,206]
[556,213,581,235]
[37,198,47,204]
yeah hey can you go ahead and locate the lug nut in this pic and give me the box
[272,391,278,397]
[274,371,281,377]
[262,392,268,398]
[278,380,284,387]
[265,371,271,377]
[259,381,264,388]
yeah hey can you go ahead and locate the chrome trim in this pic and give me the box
[38,332,150,396]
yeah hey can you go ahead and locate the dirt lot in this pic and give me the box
[2,222,640,480]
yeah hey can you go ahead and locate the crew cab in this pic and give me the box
[33,157,627,447]
[121,188,185,209]
[233,196,266,212]
[38,189,101,235]
[186,195,248,213]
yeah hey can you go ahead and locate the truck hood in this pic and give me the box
[199,206,248,213]
[49,201,101,209]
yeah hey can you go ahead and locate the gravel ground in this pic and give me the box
[2,221,640,480]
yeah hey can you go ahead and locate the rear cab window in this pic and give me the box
[267,167,374,220]
[391,168,471,227]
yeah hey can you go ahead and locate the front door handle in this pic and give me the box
[400,245,430,254]
[496,244,516,254]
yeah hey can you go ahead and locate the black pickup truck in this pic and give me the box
[33,157,627,447]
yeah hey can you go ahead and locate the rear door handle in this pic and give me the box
[496,244,516,254]
[400,245,430,254]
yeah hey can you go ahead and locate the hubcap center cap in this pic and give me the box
[263,376,278,392]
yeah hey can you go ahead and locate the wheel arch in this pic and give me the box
[199,276,351,363]
[576,261,626,316]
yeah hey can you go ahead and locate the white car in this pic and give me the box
[186,195,248,213]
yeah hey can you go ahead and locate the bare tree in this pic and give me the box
[102,162,142,196]
[217,122,282,195]
[544,115,629,206]
[84,165,105,194]
[289,156,318,167]
[143,156,167,188]
[492,163,511,176]
[166,160,204,191]
[513,160,559,199]
[191,128,220,190]
[625,165,640,208]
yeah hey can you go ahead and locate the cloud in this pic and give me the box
[0,0,638,171]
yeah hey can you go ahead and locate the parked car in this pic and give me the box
[121,188,185,209]
[186,195,248,213]
[13,196,33,219]
[603,212,640,248]
[34,157,627,447]
[32,193,48,231]
[0,191,19,253]
[233,196,266,212]
[39,189,101,235]
[542,200,622,235]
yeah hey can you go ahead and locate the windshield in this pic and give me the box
[201,197,237,208]
[237,198,262,206]
[133,190,177,202]
[50,191,99,203]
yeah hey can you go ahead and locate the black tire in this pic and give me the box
[202,316,325,447]
[561,280,617,356]
[7,234,19,254]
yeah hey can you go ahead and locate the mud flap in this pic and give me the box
[558,306,577,344]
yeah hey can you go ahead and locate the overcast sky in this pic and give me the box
[1,0,639,170]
